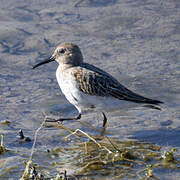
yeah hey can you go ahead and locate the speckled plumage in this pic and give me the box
[72,63,161,104]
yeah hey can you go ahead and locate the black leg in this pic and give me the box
[102,112,107,128]
[45,113,81,122]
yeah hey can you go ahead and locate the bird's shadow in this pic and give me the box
[131,127,180,147]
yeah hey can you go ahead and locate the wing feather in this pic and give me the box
[73,64,162,105]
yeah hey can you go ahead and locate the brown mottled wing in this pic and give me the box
[73,68,113,97]
[73,64,162,105]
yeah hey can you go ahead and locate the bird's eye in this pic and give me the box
[58,48,66,54]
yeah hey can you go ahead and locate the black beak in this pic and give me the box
[33,56,55,69]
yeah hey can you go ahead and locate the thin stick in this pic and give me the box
[105,136,119,151]
[65,129,112,154]
[30,118,46,159]
[21,117,46,179]
[1,135,3,147]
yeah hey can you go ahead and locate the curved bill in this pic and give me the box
[33,56,55,69]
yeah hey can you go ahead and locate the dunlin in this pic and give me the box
[33,42,163,127]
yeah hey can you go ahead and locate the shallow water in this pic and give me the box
[0,0,180,179]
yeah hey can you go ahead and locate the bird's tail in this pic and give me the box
[111,88,163,105]
[133,98,163,105]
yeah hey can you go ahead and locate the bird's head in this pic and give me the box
[33,42,83,69]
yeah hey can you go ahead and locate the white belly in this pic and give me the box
[56,66,136,113]
[56,67,94,113]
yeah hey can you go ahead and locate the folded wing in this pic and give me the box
[73,63,163,105]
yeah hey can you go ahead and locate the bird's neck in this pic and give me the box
[58,63,76,71]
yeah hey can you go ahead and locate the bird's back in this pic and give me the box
[73,63,163,105]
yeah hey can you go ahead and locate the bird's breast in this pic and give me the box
[56,67,81,105]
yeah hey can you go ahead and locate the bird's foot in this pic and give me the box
[102,112,107,128]
[45,114,81,123]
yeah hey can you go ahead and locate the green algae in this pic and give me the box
[0,135,7,154]
[0,120,11,125]
[161,148,177,163]
[3,123,179,179]
[20,160,44,180]
[1,125,179,180]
